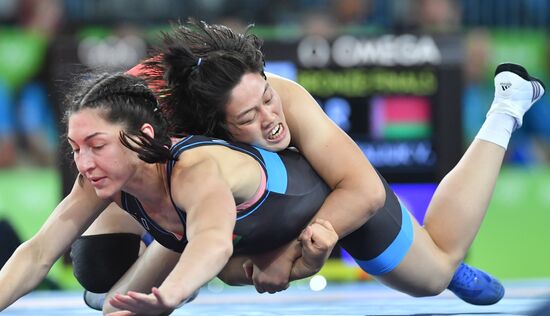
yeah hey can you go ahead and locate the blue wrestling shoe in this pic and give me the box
[447,262,505,305]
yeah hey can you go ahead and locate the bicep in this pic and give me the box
[171,159,236,242]
[272,77,378,189]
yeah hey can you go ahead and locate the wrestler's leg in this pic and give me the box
[354,207,501,306]
[375,218,454,295]
[424,63,544,262]
[81,202,146,237]
[378,63,544,301]
[339,188,452,296]
[421,139,504,265]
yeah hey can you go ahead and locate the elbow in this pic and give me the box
[19,240,53,271]
[216,242,234,275]
[215,237,234,264]
[222,241,234,261]
[371,183,387,212]
[358,180,386,219]
[190,231,234,266]
[9,240,53,285]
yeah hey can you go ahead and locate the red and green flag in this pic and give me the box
[371,96,432,139]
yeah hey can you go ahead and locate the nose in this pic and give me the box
[75,151,95,174]
[259,106,277,129]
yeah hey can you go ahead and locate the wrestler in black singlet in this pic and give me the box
[120,135,331,255]
[120,135,413,275]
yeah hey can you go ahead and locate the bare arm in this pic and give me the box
[103,240,181,313]
[162,157,236,302]
[242,74,386,293]
[217,243,300,288]
[218,219,338,290]
[108,155,236,313]
[0,178,109,311]
[269,73,386,237]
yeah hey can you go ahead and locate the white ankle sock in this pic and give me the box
[475,113,516,149]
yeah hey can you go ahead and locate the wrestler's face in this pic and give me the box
[225,72,290,152]
[67,108,140,199]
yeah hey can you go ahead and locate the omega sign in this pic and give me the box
[77,35,147,70]
[297,34,442,68]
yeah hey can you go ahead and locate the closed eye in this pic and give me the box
[238,112,257,125]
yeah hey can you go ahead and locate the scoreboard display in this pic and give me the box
[263,33,464,183]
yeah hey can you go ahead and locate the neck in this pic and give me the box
[123,162,168,204]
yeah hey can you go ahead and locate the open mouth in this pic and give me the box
[267,123,283,141]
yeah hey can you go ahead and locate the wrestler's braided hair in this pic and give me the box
[142,19,266,140]
[63,72,173,164]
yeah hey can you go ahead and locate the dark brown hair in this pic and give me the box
[63,73,173,164]
[144,19,266,140]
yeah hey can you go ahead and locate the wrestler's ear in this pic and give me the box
[140,123,155,139]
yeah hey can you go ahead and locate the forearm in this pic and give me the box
[289,259,318,281]
[312,186,382,239]
[287,240,314,281]
[103,242,180,313]
[158,236,232,305]
[0,243,52,310]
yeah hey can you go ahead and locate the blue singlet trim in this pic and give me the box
[256,147,287,194]
[354,204,414,275]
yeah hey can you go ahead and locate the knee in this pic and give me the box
[70,233,141,293]
[401,268,454,298]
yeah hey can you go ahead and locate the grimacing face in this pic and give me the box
[225,72,291,152]
[67,108,141,199]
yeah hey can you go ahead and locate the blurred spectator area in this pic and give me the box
[0,0,549,169]
[1,0,549,29]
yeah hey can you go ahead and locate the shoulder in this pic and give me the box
[172,146,219,171]
[169,147,235,209]
[266,73,304,105]
[170,145,233,183]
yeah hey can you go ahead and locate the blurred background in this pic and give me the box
[0,0,549,291]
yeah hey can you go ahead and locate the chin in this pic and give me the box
[272,143,289,152]
[94,188,114,199]
[265,139,290,152]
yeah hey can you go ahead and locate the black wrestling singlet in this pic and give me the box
[120,135,331,255]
